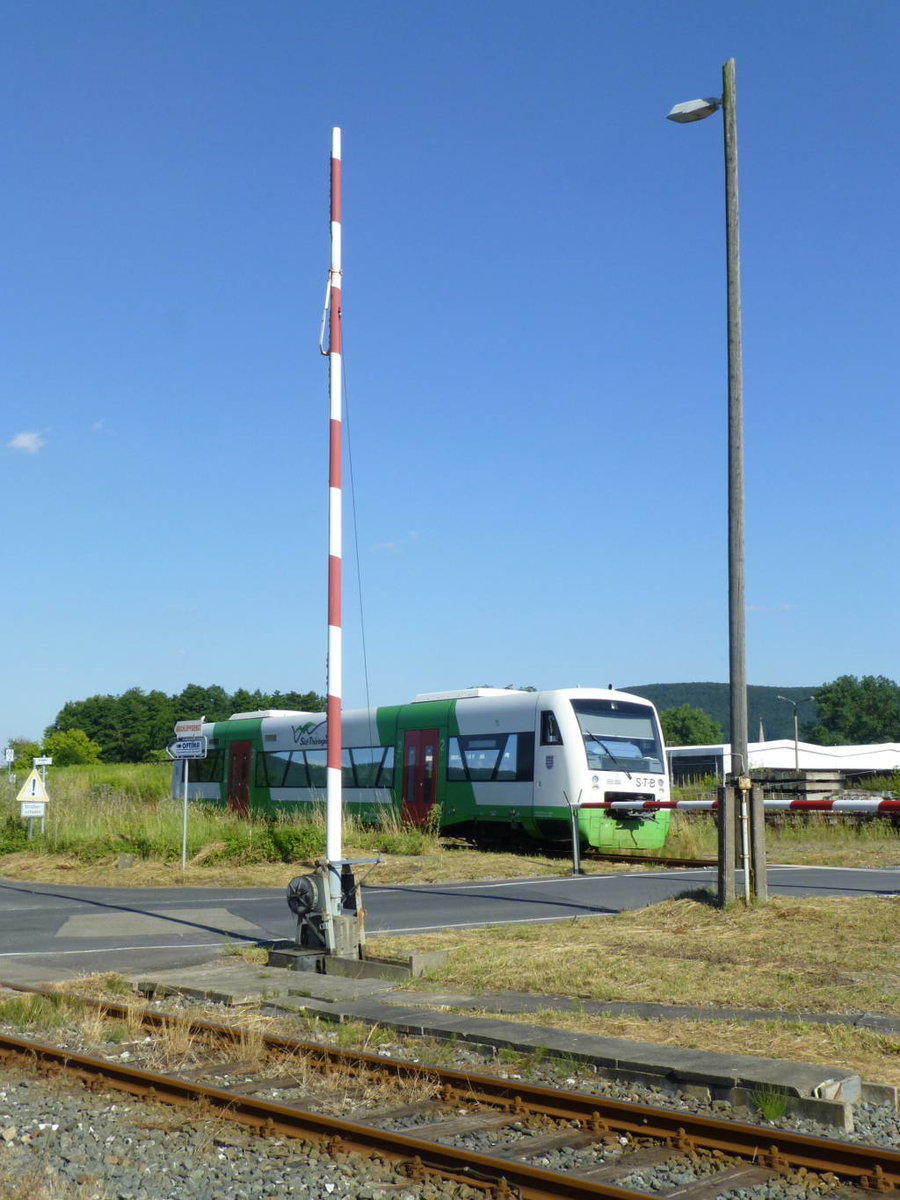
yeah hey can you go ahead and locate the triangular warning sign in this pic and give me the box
[16,768,49,803]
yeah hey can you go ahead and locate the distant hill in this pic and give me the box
[623,682,818,742]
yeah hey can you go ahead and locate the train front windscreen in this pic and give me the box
[570,699,665,774]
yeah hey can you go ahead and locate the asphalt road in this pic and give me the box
[0,863,896,985]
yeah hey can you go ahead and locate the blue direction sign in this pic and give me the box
[170,737,208,759]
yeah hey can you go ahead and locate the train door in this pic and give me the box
[401,728,439,824]
[227,740,251,816]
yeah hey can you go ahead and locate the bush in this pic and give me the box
[269,823,324,861]
[0,816,28,855]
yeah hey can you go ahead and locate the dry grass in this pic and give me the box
[0,845,649,887]
[0,1167,110,1200]
[665,811,900,867]
[467,1006,900,1087]
[31,979,440,1112]
[380,896,900,1016]
[0,814,896,887]
[374,894,900,1086]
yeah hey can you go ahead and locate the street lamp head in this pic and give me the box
[666,97,722,124]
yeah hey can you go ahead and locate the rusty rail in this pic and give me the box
[0,982,898,1195]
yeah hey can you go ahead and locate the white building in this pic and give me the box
[668,740,900,782]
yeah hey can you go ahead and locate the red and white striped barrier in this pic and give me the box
[324,128,343,869]
[581,796,900,813]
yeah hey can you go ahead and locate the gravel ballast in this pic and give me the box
[0,995,897,1200]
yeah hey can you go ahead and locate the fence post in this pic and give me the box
[717,785,736,906]
[749,783,768,902]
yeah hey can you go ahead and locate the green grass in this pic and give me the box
[751,1085,791,1121]
[0,992,73,1029]
[0,763,894,869]
[664,798,899,862]
[0,763,441,864]
[853,771,900,794]
[53,761,173,801]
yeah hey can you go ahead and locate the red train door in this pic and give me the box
[401,729,439,825]
[227,740,251,817]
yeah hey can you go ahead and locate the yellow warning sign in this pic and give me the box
[16,768,50,804]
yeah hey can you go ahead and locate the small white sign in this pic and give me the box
[20,800,47,818]
[4,748,13,763]
[170,737,208,759]
[174,719,204,739]
[33,756,53,767]
[16,769,50,803]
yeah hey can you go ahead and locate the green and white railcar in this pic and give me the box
[176,687,671,850]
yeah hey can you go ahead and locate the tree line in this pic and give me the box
[31,684,325,765]
[659,675,900,747]
[8,674,899,767]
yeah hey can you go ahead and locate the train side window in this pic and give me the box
[347,746,393,788]
[447,734,534,782]
[496,736,515,781]
[462,736,502,781]
[191,749,223,783]
[377,746,395,787]
[540,711,563,746]
[304,750,327,787]
[282,752,309,788]
[516,732,535,780]
[446,739,466,781]
[260,751,290,788]
[341,747,354,787]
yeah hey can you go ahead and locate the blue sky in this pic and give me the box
[3,0,898,747]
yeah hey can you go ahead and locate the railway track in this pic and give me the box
[0,982,897,1199]
[583,852,715,868]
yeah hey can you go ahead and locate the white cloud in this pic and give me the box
[7,431,44,454]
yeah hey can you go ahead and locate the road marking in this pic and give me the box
[767,864,900,873]
[363,870,711,895]
[374,913,614,934]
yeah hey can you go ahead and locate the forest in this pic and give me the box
[37,684,325,764]
[8,675,899,766]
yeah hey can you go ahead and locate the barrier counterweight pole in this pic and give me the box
[325,127,343,898]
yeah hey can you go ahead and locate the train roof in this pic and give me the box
[228,709,312,719]
[411,688,524,703]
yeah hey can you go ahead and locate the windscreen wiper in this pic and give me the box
[585,733,632,779]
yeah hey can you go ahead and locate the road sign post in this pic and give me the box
[33,755,52,796]
[168,733,207,872]
[17,769,50,840]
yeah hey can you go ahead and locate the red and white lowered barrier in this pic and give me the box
[582,796,900,814]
